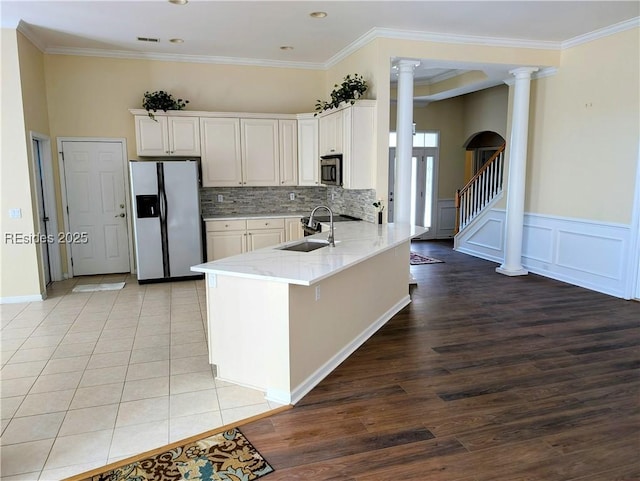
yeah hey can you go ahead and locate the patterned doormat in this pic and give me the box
[410,252,444,265]
[67,428,274,481]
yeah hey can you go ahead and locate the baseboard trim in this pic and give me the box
[0,294,44,304]
[288,295,411,405]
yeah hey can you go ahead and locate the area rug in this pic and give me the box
[68,427,274,481]
[410,252,444,265]
[72,282,125,293]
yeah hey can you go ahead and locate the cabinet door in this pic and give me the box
[168,117,200,156]
[343,104,375,189]
[241,119,279,186]
[135,115,169,156]
[297,117,319,186]
[200,118,242,187]
[206,231,246,261]
[247,229,284,251]
[319,110,343,155]
[285,218,304,241]
[278,119,298,186]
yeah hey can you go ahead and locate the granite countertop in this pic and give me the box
[191,222,427,286]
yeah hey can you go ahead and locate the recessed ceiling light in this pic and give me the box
[309,11,327,18]
[280,46,294,50]
[170,38,184,44]
[168,0,188,5]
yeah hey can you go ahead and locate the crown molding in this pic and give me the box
[16,20,47,52]
[43,46,326,70]
[562,16,640,49]
[21,16,640,70]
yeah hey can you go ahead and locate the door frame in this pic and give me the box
[29,131,62,284]
[412,146,439,240]
[57,137,135,278]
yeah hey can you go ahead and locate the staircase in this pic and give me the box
[455,144,505,234]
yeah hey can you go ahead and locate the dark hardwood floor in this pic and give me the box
[242,240,640,481]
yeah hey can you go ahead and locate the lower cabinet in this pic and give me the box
[206,217,288,261]
[285,217,304,241]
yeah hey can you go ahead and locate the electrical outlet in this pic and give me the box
[315,286,321,301]
[289,192,295,201]
[9,208,22,219]
[217,194,224,202]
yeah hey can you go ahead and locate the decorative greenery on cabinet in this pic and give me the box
[315,74,368,115]
[142,90,189,120]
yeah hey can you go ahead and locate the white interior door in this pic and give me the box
[61,140,130,275]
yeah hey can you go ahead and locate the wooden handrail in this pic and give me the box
[454,144,506,234]
[458,144,505,195]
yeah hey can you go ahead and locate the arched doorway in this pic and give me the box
[463,131,505,182]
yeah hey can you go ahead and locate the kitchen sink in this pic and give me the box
[278,239,332,252]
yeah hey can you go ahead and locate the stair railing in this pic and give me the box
[455,144,506,233]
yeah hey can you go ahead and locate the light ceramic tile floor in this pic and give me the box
[0,275,283,481]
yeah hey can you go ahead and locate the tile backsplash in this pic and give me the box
[200,186,377,222]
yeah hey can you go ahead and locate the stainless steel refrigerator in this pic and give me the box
[130,160,203,283]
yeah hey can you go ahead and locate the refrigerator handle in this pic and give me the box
[157,163,171,278]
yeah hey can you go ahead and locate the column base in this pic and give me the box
[496,266,529,277]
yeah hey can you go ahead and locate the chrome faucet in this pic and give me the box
[308,205,335,247]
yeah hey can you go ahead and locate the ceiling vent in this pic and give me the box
[137,37,160,43]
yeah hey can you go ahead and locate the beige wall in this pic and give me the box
[390,97,467,200]
[1,29,42,299]
[43,55,326,162]
[527,28,639,223]
[463,84,508,142]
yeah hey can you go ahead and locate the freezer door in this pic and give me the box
[163,161,203,277]
[130,162,164,280]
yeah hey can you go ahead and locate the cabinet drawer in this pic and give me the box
[246,218,285,230]
[206,220,247,232]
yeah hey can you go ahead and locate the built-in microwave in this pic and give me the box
[320,154,342,186]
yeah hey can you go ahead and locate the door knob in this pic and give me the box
[115,213,125,218]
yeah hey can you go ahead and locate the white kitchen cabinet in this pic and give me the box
[200,118,242,187]
[297,116,319,186]
[285,217,304,241]
[342,102,376,189]
[206,217,287,261]
[318,110,343,156]
[317,100,376,189]
[205,219,247,261]
[135,115,200,157]
[241,119,280,186]
[278,119,298,186]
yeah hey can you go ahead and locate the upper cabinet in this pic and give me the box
[241,118,280,186]
[134,115,200,157]
[318,100,376,189]
[200,118,242,187]
[200,117,297,187]
[297,116,319,186]
[318,110,343,156]
[278,119,298,186]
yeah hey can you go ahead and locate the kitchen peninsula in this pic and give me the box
[191,221,427,405]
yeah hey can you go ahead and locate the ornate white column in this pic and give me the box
[393,59,420,224]
[497,66,538,277]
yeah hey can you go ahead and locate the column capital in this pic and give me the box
[393,59,421,75]
[509,66,539,80]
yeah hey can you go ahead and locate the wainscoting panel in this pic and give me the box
[523,214,631,298]
[436,199,456,239]
[455,208,633,298]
